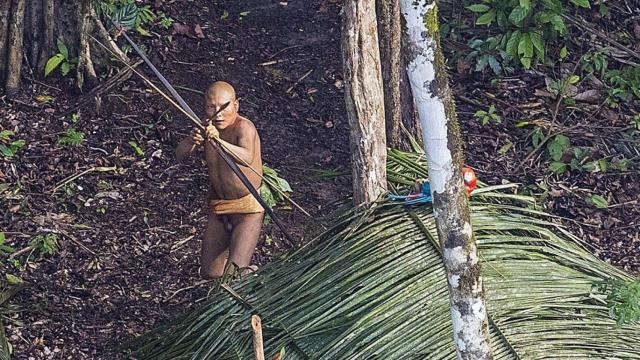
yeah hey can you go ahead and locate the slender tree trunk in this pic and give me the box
[399,55,423,147]
[5,0,27,95]
[399,1,493,359]
[0,1,11,83]
[28,0,42,68]
[376,0,403,149]
[76,0,97,91]
[342,0,387,206]
[37,0,55,73]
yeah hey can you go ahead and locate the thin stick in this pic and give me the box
[52,166,118,194]
[251,315,265,360]
[286,69,313,93]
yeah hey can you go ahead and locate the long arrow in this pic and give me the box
[108,20,296,245]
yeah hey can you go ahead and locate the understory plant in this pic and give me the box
[464,0,590,73]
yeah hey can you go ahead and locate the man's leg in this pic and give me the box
[228,212,264,269]
[200,213,232,279]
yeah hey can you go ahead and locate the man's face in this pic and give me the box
[205,92,238,130]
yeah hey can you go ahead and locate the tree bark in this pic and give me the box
[0,1,11,83]
[376,0,403,149]
[75,0,97,91]
[342,0,388,206]
[399,54,423,147]
[27,0,42,68]
[36,0,55,74]
[399,1,493,359]
[5,0,27,95]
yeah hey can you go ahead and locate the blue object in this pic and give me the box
[387,182,433,205]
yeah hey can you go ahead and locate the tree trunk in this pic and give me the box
[1,0,113,94]
[399,1,493,359]
[342,0,387,206]
[376,0,403,149]
[377,0,423,150]
[0,1,11,84]
[5,0,27,95]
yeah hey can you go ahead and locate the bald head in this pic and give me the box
[206,81,236,101]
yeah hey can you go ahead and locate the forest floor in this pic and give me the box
[0,0,638,358]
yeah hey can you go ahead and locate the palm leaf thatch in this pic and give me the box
[130,149,640,359]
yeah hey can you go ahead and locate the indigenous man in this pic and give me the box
[176,81,264,279]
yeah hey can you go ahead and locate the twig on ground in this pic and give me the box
[52,166,118,194]
[286,69,313,94]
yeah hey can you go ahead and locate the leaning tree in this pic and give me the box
[0,0,126,95]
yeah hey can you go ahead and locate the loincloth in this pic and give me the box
[209,191,264,215]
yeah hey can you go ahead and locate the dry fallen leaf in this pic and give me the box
[574,89,600,103]
[194,24,205,39]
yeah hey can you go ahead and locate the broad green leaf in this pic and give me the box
[570,0,590,8]
[56,38,68,60]
[0,144,13,157]
[518,33,534,58]
[506,31,521,57]
[5,273,22,284]
[560,46,569,59]
[568,75,580,84]
[519,0,531,8]
[488,56,501,74]
[547,134,570,161]
[509,6,530,25]
[466,4,490,13]
[549,161,567,174]
[476,10,496,25]
[60,62,71,76]
[44,54,64,77]
[586,194,608,208]
[530,32,544,56]
[551,15,566,34]
[0,130,14,141]
[277,178,293,193]
[597,158,609,172]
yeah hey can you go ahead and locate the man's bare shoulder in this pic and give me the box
[236,116,258,134]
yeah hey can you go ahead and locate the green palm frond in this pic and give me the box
[130,149,640,359]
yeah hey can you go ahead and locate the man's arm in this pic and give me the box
[176,129,203,161]
[205,122,257,165]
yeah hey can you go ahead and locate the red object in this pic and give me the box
[462,167,477,194]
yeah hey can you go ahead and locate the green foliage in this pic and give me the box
[603,65,640,108]
[98,0,174,36]
[260,165,293,224]
[56,128,85,147]
[474,104,502,125]
[28,233,59,257]
[596,279,640,325]
[585,194,608,208]
[464,0,589,73]
[546,134,570,161]
[45,38,77,77]
[0,130,25,159]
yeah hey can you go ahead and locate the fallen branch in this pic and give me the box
[251,315,265,360]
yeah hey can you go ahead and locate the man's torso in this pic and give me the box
[204,116,263,200]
